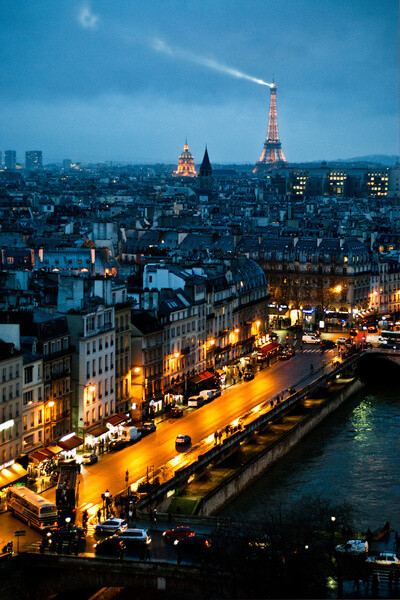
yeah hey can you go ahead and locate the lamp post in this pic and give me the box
[103,489,110,518]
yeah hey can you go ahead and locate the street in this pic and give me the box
[0,340,335,552]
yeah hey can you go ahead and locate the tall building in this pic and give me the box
[253,83,287,173]
[172,141,197,177]
[198,147,213,194]
[25,151,42,170]
[4,151,16,170]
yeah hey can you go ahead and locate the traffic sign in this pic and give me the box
[14,530,26,537]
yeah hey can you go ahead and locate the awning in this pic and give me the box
[29,450,51,463]
[0,463,28,489]
[199,370,214,381]
[105,413,128,427]
[215,369,225,376]
[58,435,84,451]
[258,342,279,355]
[190,374,203,385]
[86,425,109,438]
[46,444,63,455]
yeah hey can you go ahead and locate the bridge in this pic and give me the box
[357,347,400,382]
[0,551,241,600]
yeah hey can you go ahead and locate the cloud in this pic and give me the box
[77,3,99,30]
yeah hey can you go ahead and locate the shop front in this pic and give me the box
[57,433,84,461]
[0,460,28,512]
[164,386,184,410]
[84,425,110,453]
[188,370,216,396]
[105,413,129,441]
[27,444,63,493]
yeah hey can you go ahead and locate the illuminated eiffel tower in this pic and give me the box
[253,83,287,173]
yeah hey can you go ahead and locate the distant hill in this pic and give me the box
[335,155,399,166]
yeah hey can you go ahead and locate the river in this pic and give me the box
[219,385,400,530]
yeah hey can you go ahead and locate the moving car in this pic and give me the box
[49,524,86,540]
[94,518,128,534]
[163,526,195,542]
[349,328,358,337]
[170,407,183,418]
[335,539,368,555]
[243,371,255,380]
[279,348,295,360]
[81,453,98,465]
[174,534,212,554]
[139,422,156,436]
[336,337,347,345]
[94,536,127,557]
[117,528,151,545]
[366,552,400,565]
[320,339,336,349]
[175,434,191,446]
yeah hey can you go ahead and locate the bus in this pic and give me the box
[6,486,58,531]
[56,463,79,524]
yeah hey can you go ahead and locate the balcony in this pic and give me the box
[50,368,71,381]
[45,345,75,361]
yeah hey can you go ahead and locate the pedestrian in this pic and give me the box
[310,363,314,373]
[218,431,222,443]
[225,425,230,437]
[214,431,218,444]
[97,508,101,523]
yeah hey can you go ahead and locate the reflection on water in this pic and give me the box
[219,387,400,529]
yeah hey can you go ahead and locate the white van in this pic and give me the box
[302,334,321,344]
[198,389,219,402]
[187,396,205,408]
[120,426,142,443]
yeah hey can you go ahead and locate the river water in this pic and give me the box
[219,386,400,530]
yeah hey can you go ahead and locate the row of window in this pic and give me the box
[86,335,114,354]
[43,337,69,355]
[85,401,113,425]
[85,310,113,334]
[86,355,114,378]
[1,364,20,382]
[1,383,20,402]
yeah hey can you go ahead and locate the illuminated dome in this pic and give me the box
[172,140,197,177]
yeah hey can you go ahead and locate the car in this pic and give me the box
[349,328,358,337]
[368,326,378,333]
[94,518,128,534]
[81,452,98,465]
[279,348,295,360]
[243,371,255,380]
[174,534,212,553]
[320,339,336,349]
[94,536,127,557]
[335,539,368,555]
[175,434,191,446]
[48,524,86,540]
[336,337,347,345]
[302,334,321,344]
[117,528,151,545]
[163,526,195,542]
[109,439,127,452]
[170,407,183,418]
[139,422,156,436]
[187,396,205,408]
[366,552,400,566]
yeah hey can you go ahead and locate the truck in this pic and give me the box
[120,426,142,443]
[56,463,80,524]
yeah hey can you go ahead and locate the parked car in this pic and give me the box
[109,439,127,452]
[174,534,212,553]
[175,434,191,447]
[170,407,183,418]
[163,526,195,542]
[94,536,127,557]
[336,337,347,345]
[335,539,368,555]
[320,339,336,349]
[139,422,156,436]
[49,524,86,540]
[81,453,98,465]
[368,326,378,333]
[243,371,255,380]
[94,518,128,534]
[349,328,358,337]
[269,332,279,341]
[117,528,151,545]
[302,334,321,344]
[366,552,400,566]
[188,396,205,408]
[199,389,220,402]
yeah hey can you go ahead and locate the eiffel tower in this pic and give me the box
[253,83,287,173]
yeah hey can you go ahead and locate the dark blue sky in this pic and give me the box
[1,1,398,164]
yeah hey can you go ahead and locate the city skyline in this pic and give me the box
[0,0,398,164]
